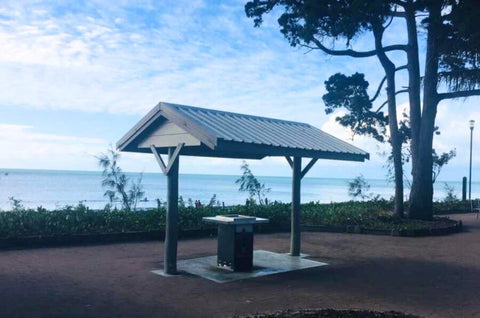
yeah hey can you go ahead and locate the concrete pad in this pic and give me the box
[152,250,327,283]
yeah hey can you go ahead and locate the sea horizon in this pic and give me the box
[0,168,477,210]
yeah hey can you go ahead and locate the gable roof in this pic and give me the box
[117,102,369,161]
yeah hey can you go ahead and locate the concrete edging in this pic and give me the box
[302,220,463,237]
[0,220,462,250]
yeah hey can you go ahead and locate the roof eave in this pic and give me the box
[160,102,218,150]
[215,140,369,162]
[116,103,162,151]
[116,102,219,152]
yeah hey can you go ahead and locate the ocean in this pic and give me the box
[0,169,476,210]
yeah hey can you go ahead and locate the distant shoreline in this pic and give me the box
[0,167,463,183]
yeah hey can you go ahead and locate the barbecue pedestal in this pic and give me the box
[202,215,269,272]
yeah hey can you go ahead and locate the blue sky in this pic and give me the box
[0,0,479,181]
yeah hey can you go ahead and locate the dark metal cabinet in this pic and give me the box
[203,215,269,272]
[217,224,254,271]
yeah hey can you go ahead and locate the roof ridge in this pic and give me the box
[161,102,311,127]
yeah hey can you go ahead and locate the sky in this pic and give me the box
[0,0,479,181]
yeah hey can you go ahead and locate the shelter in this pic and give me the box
[117,102,369,274]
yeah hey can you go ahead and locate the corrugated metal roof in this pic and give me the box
[167,103,367,156]
[117,102,369,161]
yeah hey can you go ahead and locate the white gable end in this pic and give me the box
[138,120,201,148]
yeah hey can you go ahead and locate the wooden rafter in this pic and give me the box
[300,158,318,179]
[150,143,184,175]
[286,157,319,180]
[285,156,293,169]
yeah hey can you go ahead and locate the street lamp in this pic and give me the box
[469,120,475,206]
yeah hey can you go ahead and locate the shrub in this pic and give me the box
[0,198,459,239]
[236,162,270,205]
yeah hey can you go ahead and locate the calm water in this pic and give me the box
[0,169,476,210]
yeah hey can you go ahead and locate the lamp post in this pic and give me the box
[469,120,475,205]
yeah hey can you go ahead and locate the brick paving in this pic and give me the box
[0,213,479,318]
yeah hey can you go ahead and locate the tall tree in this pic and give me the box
[406,0,480,219]
[245,0,480,219]
[245,0,407,217]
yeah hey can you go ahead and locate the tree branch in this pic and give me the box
[391,0,407,6]
[307,37,407,58]
[370,65,408,102]
[393,0,424,11]
[384,12,395,29]
[375,89,410,113]
[390,11,406,18]
[438,89,480,100]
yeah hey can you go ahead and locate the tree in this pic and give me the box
[236,161,270,205]
[8,196,24,211]
[208,194,219,207]
[443,183,459,203]
[245,0,480,219]
[407,0,480,219]
[97,148,145,211]
[432,149,456,184]
[348,175,372,201]
[246,0,406,217]
[323,73,388,143]
[383,112,456,188]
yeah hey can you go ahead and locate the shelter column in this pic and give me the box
[290,157,301,256]
[165,147,179,274]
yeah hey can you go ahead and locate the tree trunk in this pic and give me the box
[373,22,404,218]
[405,2,421,181]
[386,71,404,218]
[409,2,442,220]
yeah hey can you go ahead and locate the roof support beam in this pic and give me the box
[290,157,302,256]
[164,146,180,275]
[286,157,318,180]
[285,156,293,169]
[150,143,183,275]
[300,158,318,179]
[150,143,184,175]
[287,156,318,257]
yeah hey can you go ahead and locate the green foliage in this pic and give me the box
[0,198,460,239]
[443,183,459,203]
[323,73,387,142]
[97,148,145,211]
[301,200,392,227]
[348,175,372,201]
[245,0,393,47]
[178,196,185,208]
[432,149,456,183]
[208,194,219,207]
[432,199,466,215]
[437,0,480,92]
[0,203,161,238]
[236,162,270,205]
[8,197,24,211]
[245,0,480,220]
[383,112,456,186]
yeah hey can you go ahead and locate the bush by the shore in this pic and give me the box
[0,199,461,240]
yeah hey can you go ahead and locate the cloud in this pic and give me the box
[0,0,479,181]
[0,124,107,170]
[0,0,393,117]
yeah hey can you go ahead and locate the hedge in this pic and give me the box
[0,199,461,239]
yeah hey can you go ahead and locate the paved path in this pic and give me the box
[1,214,479,318]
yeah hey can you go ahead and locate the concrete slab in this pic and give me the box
[152,250,327,283]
